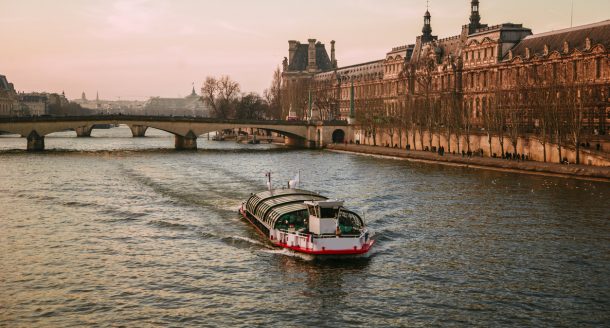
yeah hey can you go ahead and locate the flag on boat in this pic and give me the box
[265,172,272,191]
[288,171,300,189]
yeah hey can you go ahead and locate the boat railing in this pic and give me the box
[312,234,362,239]
[281,230,363,239]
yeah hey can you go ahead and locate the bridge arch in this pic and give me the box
[0,116,347,151]
[332,129,346,143]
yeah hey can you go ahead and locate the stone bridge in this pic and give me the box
[0,115,352,151]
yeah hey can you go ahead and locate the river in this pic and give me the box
[1,126,608,327]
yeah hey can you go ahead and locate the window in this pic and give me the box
[595,57,602,79]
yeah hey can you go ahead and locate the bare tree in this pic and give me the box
[564,83,587,164]
[507,85,526,156]
[357,98,383,146]
[396,96,410,149]
[414,58,436,150]
[201,75,240,119]
[482,94,495,156]
[491,89,507,157]
[263,67,282,120]
[313,85,338,121]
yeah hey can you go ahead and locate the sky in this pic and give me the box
[1,0,608,100]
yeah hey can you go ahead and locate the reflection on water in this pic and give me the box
[0,126,609,327]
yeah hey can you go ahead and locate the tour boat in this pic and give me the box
[239,174,374,256]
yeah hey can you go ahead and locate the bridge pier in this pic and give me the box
[284,136,306,148]
[175,131,197,150]
[75,125,93,137]
[129,125,148,137]
[27,130,45,151]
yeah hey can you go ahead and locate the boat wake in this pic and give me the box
[260,248,316,261]
[222,235,270,248]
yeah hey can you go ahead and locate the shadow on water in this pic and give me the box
[0,146,296,156]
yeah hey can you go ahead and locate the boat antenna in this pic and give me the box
[266,172,272,192]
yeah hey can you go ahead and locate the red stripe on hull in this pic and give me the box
[274,240,375,255]
[239,207,374,256]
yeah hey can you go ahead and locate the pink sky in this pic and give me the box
[1,0,608,100]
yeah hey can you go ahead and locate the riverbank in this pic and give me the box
[327,143,610,182]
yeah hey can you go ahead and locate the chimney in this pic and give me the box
[307,39,317,71]
[288,40,298,66]
[331,40,337,68]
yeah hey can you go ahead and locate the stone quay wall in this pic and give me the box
[356,130,610,167]
[327,143,610,182]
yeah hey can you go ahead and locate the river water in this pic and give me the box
[1,126,609,327]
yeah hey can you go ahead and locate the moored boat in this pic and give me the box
[239,185,374,256]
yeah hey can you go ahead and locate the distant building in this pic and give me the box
[73,91,146,114]
[19,93,49,116]
[143,86,210,117]
[0,75,18,116]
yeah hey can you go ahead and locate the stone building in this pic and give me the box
[281,0,609,164]
[143,87,210,117]
[0,75,18,117]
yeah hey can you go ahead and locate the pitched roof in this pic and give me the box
[288,43,333,72]
[507,20,610,59]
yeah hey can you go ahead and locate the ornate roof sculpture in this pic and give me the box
[507,20,610,59]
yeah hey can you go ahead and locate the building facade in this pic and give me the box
[0,75,18,117]
[143,87,210,117]
[281,1,609,163]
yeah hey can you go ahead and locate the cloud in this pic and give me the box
[213,20,266,39]
[98,0,168,37]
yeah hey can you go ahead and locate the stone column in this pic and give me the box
[307,39,317,71]
[330,40,337,68]
[175,130,197,150]
[75,125,93,137]
[27,130,45,151]
[129,125,148,137]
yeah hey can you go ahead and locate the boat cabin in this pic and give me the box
[244,189,364,237]
[304,200,364,236]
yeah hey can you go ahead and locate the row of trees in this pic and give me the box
[201,68,283,120]
[354,57,607,164]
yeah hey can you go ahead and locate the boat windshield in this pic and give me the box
[320,207,337,218]
[275,210,309,232]
[337,210,364,235]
